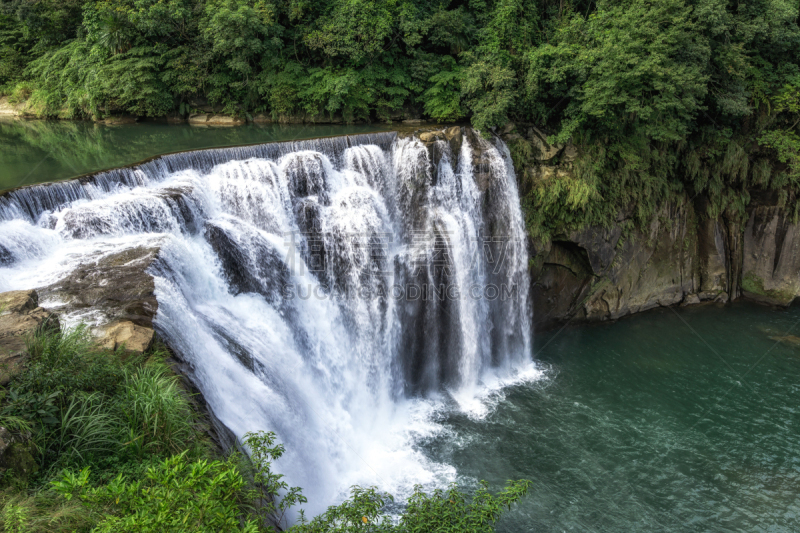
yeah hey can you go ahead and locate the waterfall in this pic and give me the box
[0,129,537,515]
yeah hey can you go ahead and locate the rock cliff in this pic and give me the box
[502,127,800,329]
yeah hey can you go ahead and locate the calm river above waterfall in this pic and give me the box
[2,121,798,532]
[0,119,394,190]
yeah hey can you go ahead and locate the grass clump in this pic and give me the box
[1,325,202,482]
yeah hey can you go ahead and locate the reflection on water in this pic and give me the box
[0,119,394,191]
[422,302,800,532]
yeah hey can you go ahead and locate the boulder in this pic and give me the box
[529,127,563,161]
[681,293,701,306]
[188,114,210,125]
[0,290,59,385]
[0,96,28,118]
[101,115,138,125]
[562,142,579,162]
[96,320,155,353]
[418,131,442,143]
[0,427,38,480]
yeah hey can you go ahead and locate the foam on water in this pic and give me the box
[0,130,538,517]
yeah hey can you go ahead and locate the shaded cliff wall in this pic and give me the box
[501,128,800,329]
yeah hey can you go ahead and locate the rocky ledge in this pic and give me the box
[1,243,162,354]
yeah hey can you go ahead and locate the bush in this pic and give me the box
[53,452,259,533]
[288,480,531,533]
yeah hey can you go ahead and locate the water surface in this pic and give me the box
[423,303,800,532]
[0,119,393,191]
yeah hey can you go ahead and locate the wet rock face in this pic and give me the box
[531,200,709,328]
[528,194,800,329]
[742,206,800,306]
[0,243,11,266]
[499,123,800,328]
[204,221,291,304]
[0,290,59,385]
[38,244,162,332]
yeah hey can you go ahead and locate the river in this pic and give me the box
[1,120,798,532]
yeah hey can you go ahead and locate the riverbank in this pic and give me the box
[0,96,429,126]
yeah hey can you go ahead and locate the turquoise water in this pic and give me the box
[0,120,393,191]
[421,302,800,532]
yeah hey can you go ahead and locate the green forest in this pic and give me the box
[2,0,800,232]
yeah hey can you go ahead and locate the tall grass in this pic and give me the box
[0,491,94,533]
[4,326,197,477]
[119,363,196,458]
[21,326,129,398]
[46,393,120,473]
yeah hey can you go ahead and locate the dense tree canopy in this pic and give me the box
[2,0,800,232]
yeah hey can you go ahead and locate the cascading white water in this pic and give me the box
[0,130,538,516]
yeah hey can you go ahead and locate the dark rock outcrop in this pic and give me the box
[0,427,38,480]
[530,199,718,328]
[0,290,59,385]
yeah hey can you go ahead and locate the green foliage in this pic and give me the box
[0,490,93,532]
[422,58,464,122]
[58,453,260,532]
[20,326,128,398]
[528,0,708,144]
[242,431,306,529]
[1,326,198,480]
[401,480,531,532]
[2,501,28,533]
[289,486,394,532]
[118,363,195,459]
[289,480,531,533]
[47,393,119,470]
[0,324,529,531]
[2,0,800,222]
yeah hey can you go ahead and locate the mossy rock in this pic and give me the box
[0,441,39,482]
[741,271,796,306]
